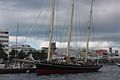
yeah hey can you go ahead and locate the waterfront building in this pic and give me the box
[96,49,110,63]
[9,44,36,53]
[0,29,9,52]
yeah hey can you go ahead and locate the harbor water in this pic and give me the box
[0,65,120,80]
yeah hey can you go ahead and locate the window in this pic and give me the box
[0,36,9,38]
[0,32,8,34]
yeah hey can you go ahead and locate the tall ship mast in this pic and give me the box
[36,0,102,75]
[66,0,74,64]
[85,0,94,62]
[47,0,56,61]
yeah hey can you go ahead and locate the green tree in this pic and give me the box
[9,49,18,60]
[17,50,27,59]
[31,51,41,60]
[0,43,8,60]
[33,51,47,60]
[39,51,47,60]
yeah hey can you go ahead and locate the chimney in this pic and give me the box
[51,42,56,51]
[109,47,112,54]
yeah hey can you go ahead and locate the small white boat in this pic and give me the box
[116,63,120,67]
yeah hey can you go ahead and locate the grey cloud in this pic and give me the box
[0,0,51,10]
[0,0,120,48]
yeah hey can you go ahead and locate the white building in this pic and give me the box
[0,29,9,52]
[9,44,36,53]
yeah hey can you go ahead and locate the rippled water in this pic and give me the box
[0,65,120,80]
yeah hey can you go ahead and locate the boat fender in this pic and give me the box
[26,70,30,73]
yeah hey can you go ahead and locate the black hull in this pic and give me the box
[0,68,36,74]
[36,63,102,75]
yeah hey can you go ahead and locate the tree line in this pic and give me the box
[0,43,47,62]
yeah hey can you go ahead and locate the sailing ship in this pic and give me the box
[0,25,36,74]
[0,67,36,74]
[36,0,102,75]
[0,59,36,74]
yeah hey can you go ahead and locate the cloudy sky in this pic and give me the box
[0,0,120,50]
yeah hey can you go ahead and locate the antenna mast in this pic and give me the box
[15,24,19,53]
